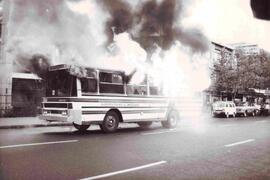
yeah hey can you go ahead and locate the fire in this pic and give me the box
[5,0,211,98]
[148,42,210,97]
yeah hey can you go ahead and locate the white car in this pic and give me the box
[212,101,236,118]
[235,102,258,117]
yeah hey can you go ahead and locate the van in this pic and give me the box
[212,101,236,118]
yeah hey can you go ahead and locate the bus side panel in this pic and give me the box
[119,107,166,122]
[69,109,82,125]
[81,107,110,124]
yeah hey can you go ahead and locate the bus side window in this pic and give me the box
[99,72,124,94]
[150,86,158,95]
[81,78,97,93]
[100,72,112,83]
[112,74,123,84]
[148,76,162,96]
[127,85,147,95]
[150,86,163,95]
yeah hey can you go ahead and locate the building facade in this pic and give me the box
[0,1,44,116]
[0,0,13,116]
[207,41,266,104]
[229,43,261,56]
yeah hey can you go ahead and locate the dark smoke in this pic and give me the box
[14,54,50,78]
[98,0,133,46]
[100,0,209,53]
[137,0,181,50]
[29,55,51,78]
[174,28,210,53]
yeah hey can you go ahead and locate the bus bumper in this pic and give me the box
[39,109,82,124]
[39,114,69,122]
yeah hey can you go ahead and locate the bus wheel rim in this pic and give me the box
[170,114,177,126]
[107,116,116,128]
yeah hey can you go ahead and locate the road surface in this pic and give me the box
[0,115,270,179]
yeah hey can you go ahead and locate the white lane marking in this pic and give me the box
[225,139,255,147]
[256,120,268,123]
[80,161,167,180]
[142,129,181,135]
[0,140,78,149]
[222,124,235,127]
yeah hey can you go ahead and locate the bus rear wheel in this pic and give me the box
[162,110,179,128]
[100,111,119,133]
[138,122,152,129]
[73,123,90,132]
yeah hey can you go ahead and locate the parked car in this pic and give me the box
[235,102,257,117]
[212,101,236,118]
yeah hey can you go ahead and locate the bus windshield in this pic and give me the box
[46,70,77,97]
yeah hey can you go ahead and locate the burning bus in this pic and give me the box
[39,64,179,133]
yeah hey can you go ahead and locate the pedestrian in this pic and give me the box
[265,103,270,116]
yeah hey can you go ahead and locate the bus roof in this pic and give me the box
[48,64,125,75]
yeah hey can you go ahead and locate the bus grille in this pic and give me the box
[43,103,72,109]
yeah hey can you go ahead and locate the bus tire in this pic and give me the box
[137,122,152,129]
[100,111,119,133]
[162,110,179,128]
[73,123,90,132]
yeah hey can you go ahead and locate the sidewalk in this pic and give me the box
[0,116,72,129]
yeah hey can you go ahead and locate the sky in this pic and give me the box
[184,0,270,51]
[67,0,270,51]
[0,0,269,51]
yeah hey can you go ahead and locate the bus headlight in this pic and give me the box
[62,110,68,115]
[43,110,48,114]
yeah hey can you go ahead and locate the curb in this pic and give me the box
[0,123,72,129]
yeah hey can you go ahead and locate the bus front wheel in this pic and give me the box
[100,111,119,133]
[162,110,179,128]
[73,123,90,132]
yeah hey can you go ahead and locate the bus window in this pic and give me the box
[100,72,112,83]
[81,78,97,93]
[86,68,97,78]
[46,70,77,97]
[99,72,124,94]
[149,77,163,96]
[126,74,147,96]
[112,74,123,84]
[150,86,158,95]
[127,85,147,95]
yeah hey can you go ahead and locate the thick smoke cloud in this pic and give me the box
[100,0,209,53]
[7,0,105,76]
[6,0,210,81]
[98,0,133,46]
[137,0,180,50]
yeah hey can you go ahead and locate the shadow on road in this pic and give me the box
[42,125,163,137]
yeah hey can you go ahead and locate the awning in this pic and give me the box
[12,72,41,80]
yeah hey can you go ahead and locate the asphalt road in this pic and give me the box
[0,115,270,180]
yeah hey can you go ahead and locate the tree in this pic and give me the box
[211,48,270,99]
[236,50,270,90]
[211,48,238,97]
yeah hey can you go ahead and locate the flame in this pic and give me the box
[5,0,211,97]
[148,42,210,97]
